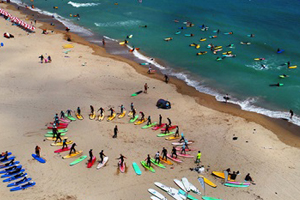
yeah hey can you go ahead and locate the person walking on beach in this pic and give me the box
[35,146,41,157]
[290,110,294,119]
[146,116,151,126]
[161,147,167,161]
[99,150,106,163]
[175,126,179,137]
[69,143,77,155]
[55,132,62,143]
[154,151,160,164]
[113,125,118,138]
[164,74,169,83]
[167,117,172,126]
[171,146,177,158]
[39,55,44,63]
[89,149,93,162]
[77,107,81,115]
[159,114,162,126]
[62,138,68,149]
[145,154,151,167]
[144,83,148,93]
[195,151,201,166]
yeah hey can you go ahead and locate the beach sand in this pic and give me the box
[0,3,300,200]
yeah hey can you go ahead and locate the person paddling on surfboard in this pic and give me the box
[69,143,77,155]
[35,146,41,157]
[167,118,172,126]
[62,138,68,150]
[154,151,160,164]
[146,116,151,126]
[89,149,93,162]
[77,107,81,115]
[99,150,106,163]
[145,154,152,167]
[161,147,168,161]
[117,154,126,167]
[171,146,177,158]
[98,107,104,117]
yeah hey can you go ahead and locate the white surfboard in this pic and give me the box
[182,177,190,192]
[171,141,193,146]
[174,179,187,192]
[148,188,167,200]
[167,187,184,200]
[189,181,201,195]
[151,196,161,200]
[154,182,170,192]
[96,157,109,169]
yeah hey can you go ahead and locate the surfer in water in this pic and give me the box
[35,146,41,157]
[290,110,294,119]
[99,150,106,163]
[117,154,126,167]
[154,151,160,164]
[164,74,169,83]
[171,146,177,158]
[159,114,162,126]
[223,94,230,103]
[98,107,104,117]
[161,147,167,161]
[69,143,77,155]
[146,116,151,126]
[145,154,151,167]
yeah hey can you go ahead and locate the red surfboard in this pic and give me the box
[152,123,166,130]
[87,156,96,168]
[54,147,70,153]
[161,125,177,132]
[119,160,126,173]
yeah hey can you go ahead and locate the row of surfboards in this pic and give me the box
[0,152,35,192]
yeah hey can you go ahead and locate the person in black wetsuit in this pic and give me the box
[1,151,9,161]
[62,139,68,150]
[164,124,170,134]
[117,154,126,166]
[245,173,255,184]
[35,146,41,157]
[140,112,145,121]
[113,125,118,138]
[98,107,104,117]
[77,107,81,115]
[99,150,106,163]
[120,105,124,114]
[90,105,94,114]
[1,158,14,167]
[60,111,65,119]
[131,109,136,119]
[164,74,169,83]
[167,118,171,126]
[8,167,21,175]
[290,110,294,119]
[171,146,177,158]
[146,116,151,126]
[145,154,151,167]
[55,132,62,143]
[130,102,134,112]
[89,149,93,162]
[54,113,59,125]
[230,171,237,180]
[175,126,179,137]
[161,147,167,161]
[159,114,162,126]
[67,109,72,116]
[108,108,114,117]
[69,143,77,155]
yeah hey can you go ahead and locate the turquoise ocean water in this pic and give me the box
[12,0,300,125]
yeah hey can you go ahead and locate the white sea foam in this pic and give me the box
[94,20,141,27]
[67,1,100,8]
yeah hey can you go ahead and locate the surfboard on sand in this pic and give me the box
[97,157,109,169]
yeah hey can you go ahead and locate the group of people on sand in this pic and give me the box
[38,54,52,63]
[226,168,255,184]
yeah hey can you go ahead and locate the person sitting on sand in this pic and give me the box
[145,154,151,167]
[99,150,106,163]
[146,116,151,126]
[154,151,160,164]
[144,83,148,93]
[69,143,77,155]
[171,146,177,158]
[35,146,41,157]
[161,147,167,160]
[245,173,255,184]
[67,109,72,116]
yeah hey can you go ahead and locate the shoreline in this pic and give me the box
[5,2,300,148]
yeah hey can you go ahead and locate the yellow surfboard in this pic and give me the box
[46,137,67,141]
[199,175,217,188]
[289,65,297,69]
[165,136,180,141]
[89,112,96,120]
[212,171,234,181]
[107,113,116,121]
[134,119,146,125]
[51,141,73,146]
[76,113,83,120]
[119,41,125,45]
[62,151,83,159]
[118,111,126,118]
[196,44,200,49]
[159,156,173,165]
[223,51,232,55]
[98,113,105,121]
[200,38,207,42]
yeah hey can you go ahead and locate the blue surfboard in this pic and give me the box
[32,154,46,163]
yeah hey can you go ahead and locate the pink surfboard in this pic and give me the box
[119,160,126,173]
[152,123,166,130]
[177,153,194,158]
[167,154,182,163]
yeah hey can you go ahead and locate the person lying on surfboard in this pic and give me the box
[145,154,152,167]
[146,116,151,125]
[140,112,145,121]
[98,107,104,116]
[161,147,167,160]
[117,154,126,167]
[99,150,106,164]
[171,147,177,158]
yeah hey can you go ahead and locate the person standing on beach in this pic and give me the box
[60,111,65,119]
[102,38,105,46]
[195,151,201,166]
[89,149,93,162]
[39,55,44,63]
[164,74,169,83]
[175,126,179,137]
[117,154,126,167]
[90,105,94,114]
[35,146,41,157]
[113,125,118,138]
[98,107,104,116]
[62,138,68,149]
[144,83,148,93]
[171,146,177,158]
[146,116,151,125]
[69,143,77,155]
[131,109,136,120]
[154,151,160,164]
[130,102,134,112]
[145,154,151,167]
[99,150,106,163]
[55,132,62,143]
[140,111,145,121]
[77,107,81,115]
[164,124,170,134]
[159,114,162,126]
[167,118,172,126]
[119,104,125,114]
[161,147,167,160]
[290,110,294,119]
[67,109,72,116]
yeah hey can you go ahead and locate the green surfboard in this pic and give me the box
[224,183,249,188]
[70,155,87,166]
[66,115,76,121]
[47,128,68,134]
[44,133,66,137]
[202,196,222,200]
[141,161,155,173]
[129,115,139,123]
[157,131,175,137]
[150,159,166,169]
[179,190,198,200]
[142,122,157,129]
[132,162,142,175]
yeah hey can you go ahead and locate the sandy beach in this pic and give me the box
[0,3,300,200]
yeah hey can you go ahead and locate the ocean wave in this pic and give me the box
[94,20,141,27]
[68,1,100,8]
